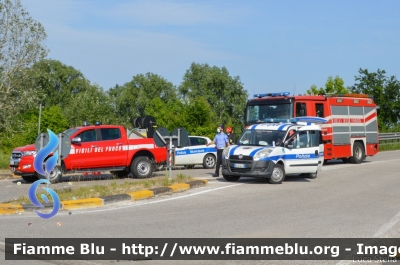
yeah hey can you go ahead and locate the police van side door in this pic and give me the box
[284,129,320,174]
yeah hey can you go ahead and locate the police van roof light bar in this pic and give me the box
[254,92,290,98]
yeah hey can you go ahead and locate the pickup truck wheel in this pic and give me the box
[350,142,364,164]
[131,157,152,178]
[203,154,216,169]
[39,165,62,184]
[223,175,240,181]
[22,175,39,183]
[269,164,285,184]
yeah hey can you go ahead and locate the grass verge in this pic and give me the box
[379,140,400,151]
[6,173,192,205]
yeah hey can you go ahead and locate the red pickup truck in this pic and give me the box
[9,123,167,183]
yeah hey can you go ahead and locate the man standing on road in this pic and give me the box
[206,124,229,177]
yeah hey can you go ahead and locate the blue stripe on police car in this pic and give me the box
[175,147,216,156]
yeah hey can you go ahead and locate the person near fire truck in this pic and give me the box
[226,126,236,145]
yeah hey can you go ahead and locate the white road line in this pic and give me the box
[337,202,400,265]
[373,210,400,237]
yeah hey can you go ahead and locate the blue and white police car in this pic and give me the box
[174,136,217,169]
[222,117,327,184]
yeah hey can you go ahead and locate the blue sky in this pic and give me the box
[21,0,400,97]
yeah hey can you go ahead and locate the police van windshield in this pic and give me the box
[246,103,292,125]
[238,130,287,147]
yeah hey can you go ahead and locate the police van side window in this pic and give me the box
[101,128,121,141]
[78,129,96,142]
[292,131,318,148]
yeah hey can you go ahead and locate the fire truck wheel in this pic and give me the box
[131,157,152,178]
[350,142,364,164]
[22,175,39,183]
[269,164,285,184]
[222,175,240,181]
[38,165,63,184]
[203,154,216,169]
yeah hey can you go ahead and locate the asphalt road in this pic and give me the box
[1,151,400,265]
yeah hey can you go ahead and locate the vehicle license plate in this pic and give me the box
[233,164,246,168]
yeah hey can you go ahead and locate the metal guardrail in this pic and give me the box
[379,133,400,141]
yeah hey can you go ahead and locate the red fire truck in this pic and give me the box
[9,122,167,183]
[245,92,379,163]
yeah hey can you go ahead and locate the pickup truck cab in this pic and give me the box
[9,123,167,183]
[222,117,326,184]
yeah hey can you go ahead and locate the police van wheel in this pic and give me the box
[22,175,39,183]
[203,154,216,169]
[350,142,364,164]
[39,165,63,184]
[223,175,240,181]
[131,157,152,178]
[269,164,285,184]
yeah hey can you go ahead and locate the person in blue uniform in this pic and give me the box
[206,124,230,177]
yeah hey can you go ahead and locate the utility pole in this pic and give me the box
[38,103,42,135]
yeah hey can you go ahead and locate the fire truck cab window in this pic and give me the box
[316,103,324,117]
[78,129,96,142]
[101,128,121,140]
[296,102,307,117]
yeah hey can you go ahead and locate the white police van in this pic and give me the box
[222,117,326,184]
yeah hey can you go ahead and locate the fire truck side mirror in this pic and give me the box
[71,137,81,144]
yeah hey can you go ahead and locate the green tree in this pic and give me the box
[179,63,248,131]
[109,73,177,125]
[145,96,216,139]
[30,59,90,108]
[0,0,48,134]
[307,76,349,95]
[144,97,184,132]
[351,68,400,130]
[1,106,68,151]
[63,84,117,127]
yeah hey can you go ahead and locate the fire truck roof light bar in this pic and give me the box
[254,92,290,98]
